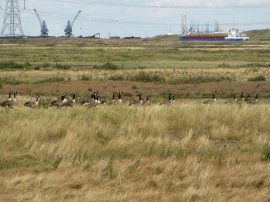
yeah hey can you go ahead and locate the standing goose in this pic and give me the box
[24,95,40,108]
[50,93,67,107]
[0,92,13,108]
[0,92,12,103]
[225,93,237,104]
[61,93,77,107]
[203,92,216,104]
[108,92,117,105]
[118,92,123,104]
[143,95,151,106]
[160,92,173,105]
[0,91,17,109]
[171,94,175,103]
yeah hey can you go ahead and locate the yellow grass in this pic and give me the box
[0,104,269,201]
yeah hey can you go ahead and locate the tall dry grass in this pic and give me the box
[0,104,270,201]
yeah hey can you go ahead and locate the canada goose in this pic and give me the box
[0,92,12,103]
[108,92,117,105]
[50,93,66,107]
[246,94,259,105]
[160,92,173,105]
[171,94,175,103]
[0,92,17,109]
[24,95,40,108]
[203,92,216,104]
[129,93,143,106]
[0,92,13,108]
[81,93,94,106]
[225,93,237,104]
[240,92,245,101]
[61,93,77,107]
[118,92,123,104]
[143,95,151,106]
[94,93,101,104]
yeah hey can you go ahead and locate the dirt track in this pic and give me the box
[1,80,270,97]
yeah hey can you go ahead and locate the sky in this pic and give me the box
[0,0,269,37]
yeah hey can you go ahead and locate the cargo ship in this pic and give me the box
[180,28,250,42]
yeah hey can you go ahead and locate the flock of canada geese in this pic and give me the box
[0,91,260,109]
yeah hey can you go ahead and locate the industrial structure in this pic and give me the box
[34,9,49,37]
[64,10,81,37]
[1,0,24,37]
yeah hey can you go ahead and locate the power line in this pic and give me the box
[36,0,270,9]
[21,9,270,27]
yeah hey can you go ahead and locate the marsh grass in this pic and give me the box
[0,104,269,201]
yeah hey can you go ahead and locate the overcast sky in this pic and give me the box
[0,0,269,37]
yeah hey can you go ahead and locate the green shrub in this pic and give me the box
[248,75,266,81]
[80,75,91,81]
[35,77,65,84]
[108,74,124,81]
[94,62,119,70]
[55,64,71,70]
[131,71,165,83]
[261,147,270,161]
[0,61,25,69]
[1,78,26,85]
[170,75,234,84]
[218,63,231,68]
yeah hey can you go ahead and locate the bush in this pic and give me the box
[94,62,119,70]
[131,71,165,83]
[55,64,71,70]
[0,61,25,69]
[261,147,270,161]
[35,77,65,84]
[80,75,91,81]
[248,75,266,81]
[170,75,234,85]
[0,78,26,85]
[108,74,124,81]
[218,63,231,68]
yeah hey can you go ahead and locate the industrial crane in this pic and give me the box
[34,9,49,37]
[64,10,82,37]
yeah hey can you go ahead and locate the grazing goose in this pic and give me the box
[50,93,66,107]
[0,92,17,109]
[203,92,216,104]
[61,92,77,107]
[24,95,40,108]
[246,94,259,105]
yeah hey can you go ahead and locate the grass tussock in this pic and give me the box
[248,75,266,81]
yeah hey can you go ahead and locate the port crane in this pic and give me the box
[64,10,81,37]
[34,9,49,37]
